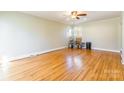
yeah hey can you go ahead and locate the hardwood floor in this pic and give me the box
[0,48,123,81]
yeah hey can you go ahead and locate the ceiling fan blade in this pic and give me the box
[77,13,87,16]
[76,17,80,19]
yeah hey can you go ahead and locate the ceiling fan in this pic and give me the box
[71,11,87,19]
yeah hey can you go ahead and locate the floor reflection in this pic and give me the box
[66,56,84,70]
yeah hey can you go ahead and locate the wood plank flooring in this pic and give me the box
[0,48,123,81]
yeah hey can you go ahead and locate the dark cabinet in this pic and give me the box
[86,42,92,50]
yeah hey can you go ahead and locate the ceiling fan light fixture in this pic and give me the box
[71,15,76,19]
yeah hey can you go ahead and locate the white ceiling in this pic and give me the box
[21,11,121,24]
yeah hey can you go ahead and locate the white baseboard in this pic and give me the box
[7,46,66,61]
[93,47,120,53]
[6,47,120,62]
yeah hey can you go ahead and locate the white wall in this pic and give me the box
[121,12,124,63]
[76,17,121,51]
[122,13,124,51]
[0,12,68,61]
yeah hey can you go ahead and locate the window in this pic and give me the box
[67,28,73,38]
